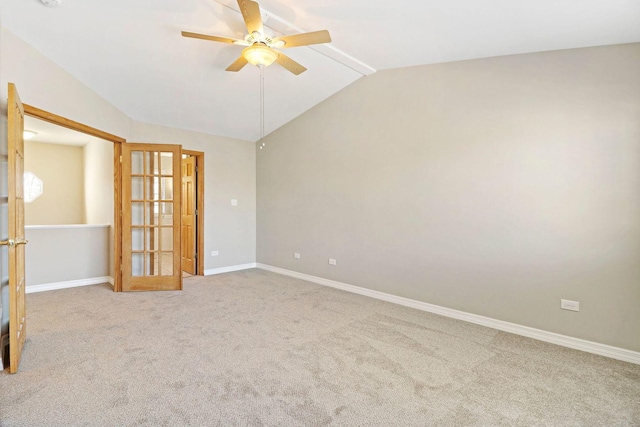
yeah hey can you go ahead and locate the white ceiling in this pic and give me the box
[3,0,640,142]
[24,115,104,146]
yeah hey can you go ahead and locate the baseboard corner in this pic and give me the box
[204,263,257,276]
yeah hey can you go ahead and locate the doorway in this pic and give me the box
[181,150,204,277]
[22,115,114,288]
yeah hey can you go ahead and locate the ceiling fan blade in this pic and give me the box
[226,56,249,72]
[181,31,244,45]
[273,30,332,48]
[275,52,307,75]
[237,0,264,35]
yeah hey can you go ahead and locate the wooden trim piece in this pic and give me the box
[113,141,123,292]
[183,150,205,276]
[23,103,126,143]
[22,103,126,291]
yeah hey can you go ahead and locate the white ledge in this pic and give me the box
[25,224,110,230]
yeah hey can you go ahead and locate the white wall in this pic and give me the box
[0,28,132,139]
[257,43,640,353]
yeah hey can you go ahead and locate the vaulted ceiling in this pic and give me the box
[3,0,639,141]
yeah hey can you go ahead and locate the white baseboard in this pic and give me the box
[204,263,257,276]
[26,276,114,294]
[256,263,640,365]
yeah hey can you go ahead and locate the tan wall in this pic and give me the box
[257,43,640,352]
[24,141,85,225]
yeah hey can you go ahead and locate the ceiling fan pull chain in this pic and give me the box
[260,66,266,149]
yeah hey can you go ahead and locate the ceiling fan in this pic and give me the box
[182,0,331,75]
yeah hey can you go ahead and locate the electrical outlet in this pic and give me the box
[328,258,337,266]
[231,199,238,206]
[294,253,301,259]
[560,299,579,312]
[211,251,219,257]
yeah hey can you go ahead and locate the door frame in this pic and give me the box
[18,105,206,287]
[22,104,126,291]
[183,150,205,276]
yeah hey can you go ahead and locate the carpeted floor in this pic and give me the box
[1,269,639,426]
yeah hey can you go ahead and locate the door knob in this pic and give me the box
[0,239,28,248]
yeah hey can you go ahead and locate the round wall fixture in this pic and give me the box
[41,0,62,7]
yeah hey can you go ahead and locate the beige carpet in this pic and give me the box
[1,269,639,426]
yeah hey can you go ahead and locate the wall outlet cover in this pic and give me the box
[561,299,579,312]
[211,251,219,257]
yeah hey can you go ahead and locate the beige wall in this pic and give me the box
[131,122,256,271]
[84,139,114,225]
[257,43,640,352]
[24,141,84,225]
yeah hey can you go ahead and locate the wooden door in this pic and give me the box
[181,156,196,275]
[122,143,182,291]
[7,83,27,373]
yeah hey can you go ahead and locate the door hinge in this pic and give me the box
[194,252,198,258]
[195,209,198,216]
[195,166,199,173]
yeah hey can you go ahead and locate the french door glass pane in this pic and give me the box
[132,253,144,277]
[131,203,144,226]
[161,252,173,276]
[132,228,144,251]
[161,153,173,174]
[131,177,144,200]
[147,177,160,200]
[131,151,144,175]
[161,228,173,251]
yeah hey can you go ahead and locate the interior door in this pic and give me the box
[122,143,182,291]
[7,83,27,373]
[181,156,196,275]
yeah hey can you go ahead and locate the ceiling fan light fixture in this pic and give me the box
[242,45,278,68]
